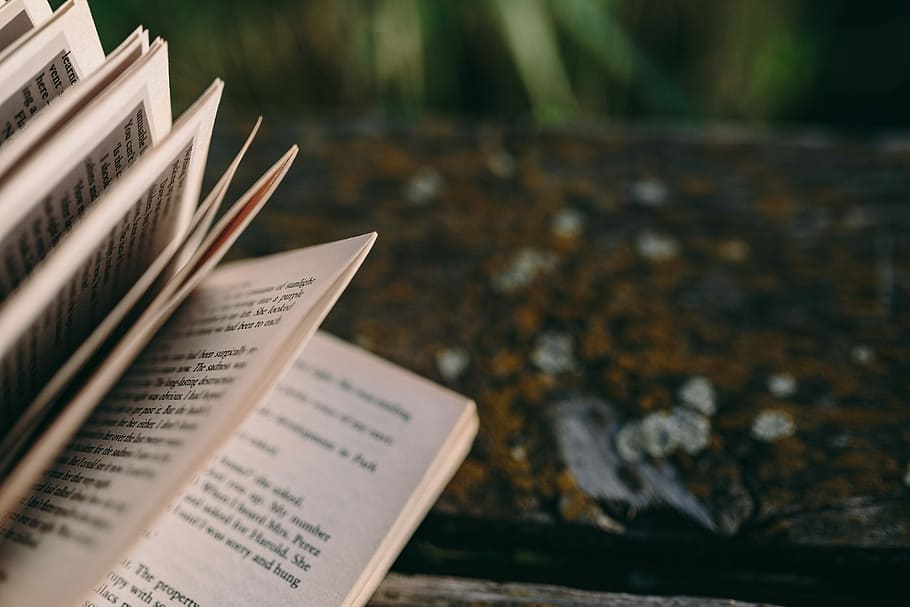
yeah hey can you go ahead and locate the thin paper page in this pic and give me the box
[0,37,170,299]
[0,0,51,52]
[83,331,474,607]
[0,235,375,607]
[0,0,103,144]
[0,80,213,437]
[0,141,295,496]
[0,26,148,179]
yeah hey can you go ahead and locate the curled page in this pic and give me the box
[0,26,149,179]
[0,146,296,524]
[0,234,376,607]
[0,36,171,299]
[0,119,273,489]
[82,331,477,607]
[0,0,52,52]
[0,0,104,144]
[0,80,218,442]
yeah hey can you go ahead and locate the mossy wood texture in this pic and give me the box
[369,574,780,607]
[213,122,910,604]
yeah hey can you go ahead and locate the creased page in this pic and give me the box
[0,235,375,607]
[0,0,103,144]
[0,26,148,180]
[82,331,476,607]
[0,78,209,439]
[0,37,170,299]
[0,0,51,52]
[0,137,292,496]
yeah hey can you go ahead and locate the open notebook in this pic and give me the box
[0,2,478,606]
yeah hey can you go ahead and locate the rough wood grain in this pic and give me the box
[207,121,910,604]
[369,574,779,607]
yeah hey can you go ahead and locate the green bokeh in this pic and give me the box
[68,0,910,130]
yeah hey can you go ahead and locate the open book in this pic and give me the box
[0,2,478,606]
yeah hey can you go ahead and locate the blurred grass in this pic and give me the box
[64,0,910,129]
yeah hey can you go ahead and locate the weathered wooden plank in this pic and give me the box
[209,121,910,601]
[369,574,780,607]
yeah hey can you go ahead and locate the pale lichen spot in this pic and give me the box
[436,347,469,382]
[850,344,875,365]
[751,409,796,442]
[510,444,527,462]
[640,410,679,458]
[404,167,443,205]
[617,406,712,461]
[492,248,558,292]
[678,375,716,416]
[531,331,577,374]
[669,406,711,455]
[551,207,585,239]
[767,372,797,398]
[632,178,669,207]
[636,230,680,261]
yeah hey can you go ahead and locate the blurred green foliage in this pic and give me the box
[70,0,910,129]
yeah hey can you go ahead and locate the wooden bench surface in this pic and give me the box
[369,574,778,607]
[212,121,910,606]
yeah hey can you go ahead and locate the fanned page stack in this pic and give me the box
[0,2,478,606]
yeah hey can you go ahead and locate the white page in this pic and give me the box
[0,0,51,52]
[0,80,213,439]
[0,26,148,179]
[0,129,288,494]
[0,234,376,607]
[0,37,170,299]
[0,0,103,144]
[82,331,476,607]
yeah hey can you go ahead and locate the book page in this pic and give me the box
[0,37,170,299]
[83,332,476,607]
[0,26,148,180]
[0,0,103,144]
[0,0,51,52]
[0,235,376,607]
[0,79,210,438]
[0,133,290,496]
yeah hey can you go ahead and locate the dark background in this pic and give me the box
[65,0,910,131]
